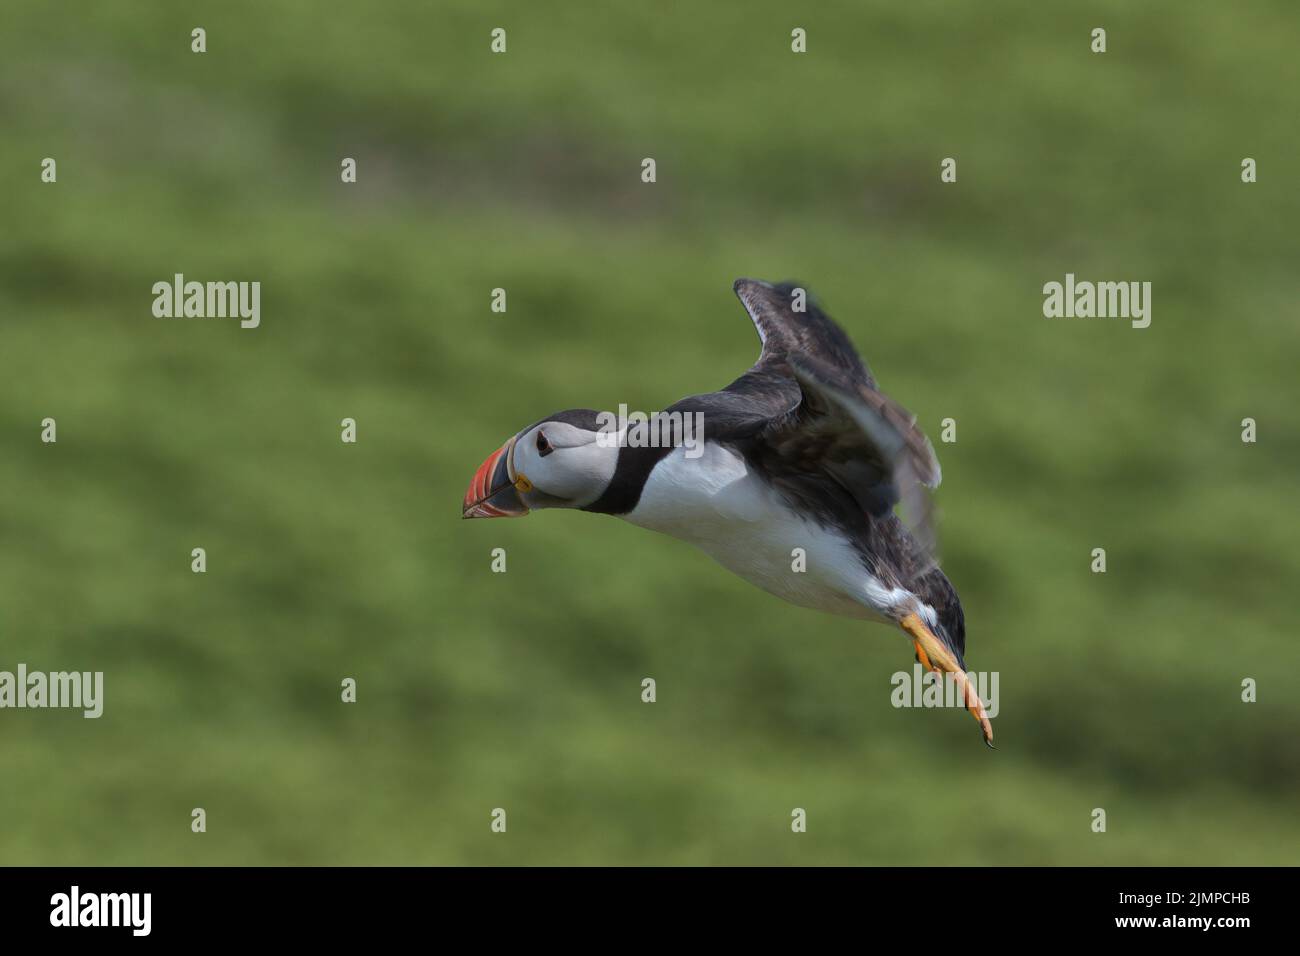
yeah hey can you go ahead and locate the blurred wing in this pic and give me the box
[762,353,943,567]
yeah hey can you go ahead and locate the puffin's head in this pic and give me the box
[462,409,619,518]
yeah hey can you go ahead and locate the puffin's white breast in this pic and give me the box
[622,443,916,623]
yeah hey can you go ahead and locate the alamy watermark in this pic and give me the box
[1043,273,1151,328]
[152,273,260,329]
[0,664,103,718]
[891,663,999,718]
[50,886,150,936]
[594,404,705,459]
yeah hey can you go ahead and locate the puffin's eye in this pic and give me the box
[536,431,553,457]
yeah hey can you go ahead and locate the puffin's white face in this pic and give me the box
[509,421,618,510]
[463,415,619,518]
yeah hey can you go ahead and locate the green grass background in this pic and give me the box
[1,1,1297,864]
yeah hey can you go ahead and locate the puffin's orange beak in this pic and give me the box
[463,437,530,518]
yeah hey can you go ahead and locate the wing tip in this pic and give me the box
[732,277,775,310]
[920,435,943,489]
[734,278,779,348]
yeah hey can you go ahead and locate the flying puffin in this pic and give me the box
[463,278,993,745]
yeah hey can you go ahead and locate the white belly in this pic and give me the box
[622,443,914,623]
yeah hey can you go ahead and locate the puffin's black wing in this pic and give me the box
[675,278,875,435]
[693,279,943,568]
[731,278,875,387]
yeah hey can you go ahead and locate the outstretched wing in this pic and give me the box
[708,279,943,570]
[731,278,875,387]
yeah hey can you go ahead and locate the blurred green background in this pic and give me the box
[1,1,1297,865]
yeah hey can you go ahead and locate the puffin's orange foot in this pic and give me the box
[900,612,994,748]
[911,637,935,672]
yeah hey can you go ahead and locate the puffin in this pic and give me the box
[463,278,993,745]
